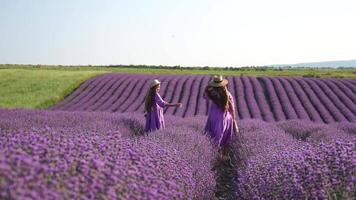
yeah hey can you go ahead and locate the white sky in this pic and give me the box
[0,0,355,66]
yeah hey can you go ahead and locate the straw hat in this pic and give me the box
[150,79,161,88]
[208,75,228,87]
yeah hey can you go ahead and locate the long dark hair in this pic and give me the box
[144,84,159,113]
[205,86,229,112]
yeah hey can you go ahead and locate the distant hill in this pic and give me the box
[271,59,356,68]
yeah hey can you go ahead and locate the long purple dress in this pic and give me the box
[145,93,167,132]
[204,92,236,146]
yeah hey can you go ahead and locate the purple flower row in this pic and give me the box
[0,109,215,200]
[1,108,355,199]
[231,119,355,199]
[52,74,356,123]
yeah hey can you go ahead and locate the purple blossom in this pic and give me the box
[50,74,355,123]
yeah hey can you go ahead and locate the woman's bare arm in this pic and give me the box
[228,94,239,133]
[165,103,182,108]
[228,95,236,120]
[156,93,182,108]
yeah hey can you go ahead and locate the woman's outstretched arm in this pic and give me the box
[156,93,182,108]
[166,102,182,107]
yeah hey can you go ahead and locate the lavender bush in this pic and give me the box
[233,120,355,199]
[51,74,355,123]
[277,120,352,143]
[0,109,215,200]
[0,108,354,199]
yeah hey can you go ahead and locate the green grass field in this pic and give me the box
[2,64,356,77]
[0,65,355,109]
[0,69,105,109]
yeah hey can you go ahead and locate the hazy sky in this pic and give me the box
[1,0,355,66]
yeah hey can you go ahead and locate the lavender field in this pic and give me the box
[1,73,355,199]
[52,74,356,123]
[0,109,355,199]
[0,109,215,199]
[232,119,355,199]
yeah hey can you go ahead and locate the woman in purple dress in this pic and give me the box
[204,75,239,147]
[144,79,182,132]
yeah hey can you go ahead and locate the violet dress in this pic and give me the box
[204,92,236,146]
[145,93,167,132]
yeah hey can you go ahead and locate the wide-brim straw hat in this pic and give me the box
[208,75,228,87]
[150,79,161,88]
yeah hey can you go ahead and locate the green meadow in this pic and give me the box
[0,69,105,109]
[0,65,355,109]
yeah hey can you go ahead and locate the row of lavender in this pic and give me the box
[1,109,355,199]
[0,109,215,200]
[232,119,355,199]
[52,74,356,123]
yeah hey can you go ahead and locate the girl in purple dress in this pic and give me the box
[204,75,239,147]
[144,79,182,132]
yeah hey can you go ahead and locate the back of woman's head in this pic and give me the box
[144,85,159,113]
[205,86,229,112]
